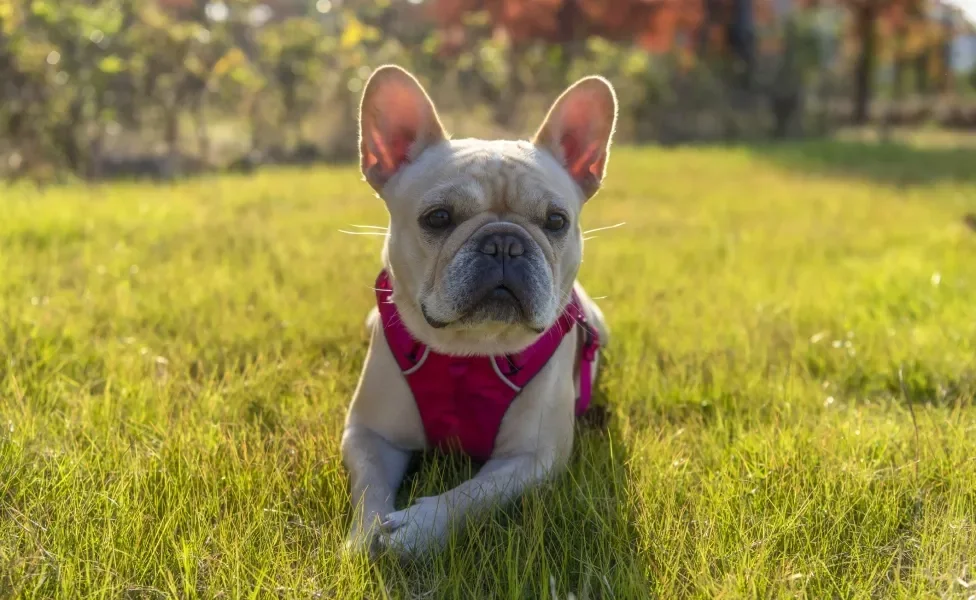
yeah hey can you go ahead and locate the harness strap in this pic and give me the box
[576,315,599,416]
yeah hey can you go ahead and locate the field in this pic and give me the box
[1,141,975,599]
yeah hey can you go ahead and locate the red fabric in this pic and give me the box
[376,270,599,462]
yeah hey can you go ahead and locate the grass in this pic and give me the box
[1,142,975,599]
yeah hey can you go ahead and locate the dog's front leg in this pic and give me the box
[377,448,565,557]
[341,424,412,555]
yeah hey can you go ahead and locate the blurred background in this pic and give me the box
[0,0,974,182]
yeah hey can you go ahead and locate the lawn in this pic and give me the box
[1,142,975,599]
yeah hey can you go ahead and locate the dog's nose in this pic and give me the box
[479,233,525,259]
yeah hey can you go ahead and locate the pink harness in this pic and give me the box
[376,270,600,461]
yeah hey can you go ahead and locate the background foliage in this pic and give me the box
[0,0,974,181]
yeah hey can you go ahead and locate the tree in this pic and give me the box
[0,0,135,177]
[429,0,778,99]
[833,0,923,124]
[427,0,711,126]
[430,0,708,51]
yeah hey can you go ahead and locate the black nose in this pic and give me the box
[478,233,525,260]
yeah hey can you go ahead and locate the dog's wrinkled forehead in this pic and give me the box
[386,138,583,216]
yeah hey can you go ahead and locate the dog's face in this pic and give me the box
[359,66,616,355]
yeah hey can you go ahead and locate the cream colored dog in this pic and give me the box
[342,65,616,558]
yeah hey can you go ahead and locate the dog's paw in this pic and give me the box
[343,518,385,560]
[376,496,452,558]
[342,532,376,559]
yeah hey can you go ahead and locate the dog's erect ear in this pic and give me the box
[358,65,446,192]
[533,76,617,200]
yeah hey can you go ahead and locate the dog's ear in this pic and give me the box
[533,76,617,200]
[358,65,447,192]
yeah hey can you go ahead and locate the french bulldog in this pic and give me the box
[341,65,615,558]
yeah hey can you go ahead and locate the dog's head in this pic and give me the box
[359,65,616,356]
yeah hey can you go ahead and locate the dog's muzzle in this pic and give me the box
[422,224,553,331]
[466,230,537,315]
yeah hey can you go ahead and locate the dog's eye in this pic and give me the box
[544,212,567,232]
[423,209,452,230]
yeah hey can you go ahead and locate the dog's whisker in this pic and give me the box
[582,236,597,242]
[554,290,586,330]
[582,221,626,235]
[338,229,388,236]
[349,224,389,230]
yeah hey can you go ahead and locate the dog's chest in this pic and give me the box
[402,354,523,461]
[374,270,598,462]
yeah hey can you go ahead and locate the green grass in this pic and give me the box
[2,143,975,599]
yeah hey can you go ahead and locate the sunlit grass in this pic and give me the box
[1,143,975,598]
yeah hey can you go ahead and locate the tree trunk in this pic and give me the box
[771,18,801,139]
[164,105,179,157]
[915,50,929,93]
[55,97,86,176]
[938,12,953,93]
[248,95,261,153]
[493,43,524,129]
[193,92,210,166]
[852,4,877,125]
[555,0,588,85]
[728,0,756,89]
[893,25,906,99]
[697,0,714,55]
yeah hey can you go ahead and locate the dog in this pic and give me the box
[341,65,616,558]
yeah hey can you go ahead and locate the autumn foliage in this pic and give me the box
[430,0,720,52]
[429,0,961,58]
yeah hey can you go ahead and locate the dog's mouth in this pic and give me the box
[422,284,543,333]
[421,304,450,329]
[487,284,519,304]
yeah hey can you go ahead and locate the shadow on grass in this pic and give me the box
[371,390,649,597]
[746,139,976,187]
